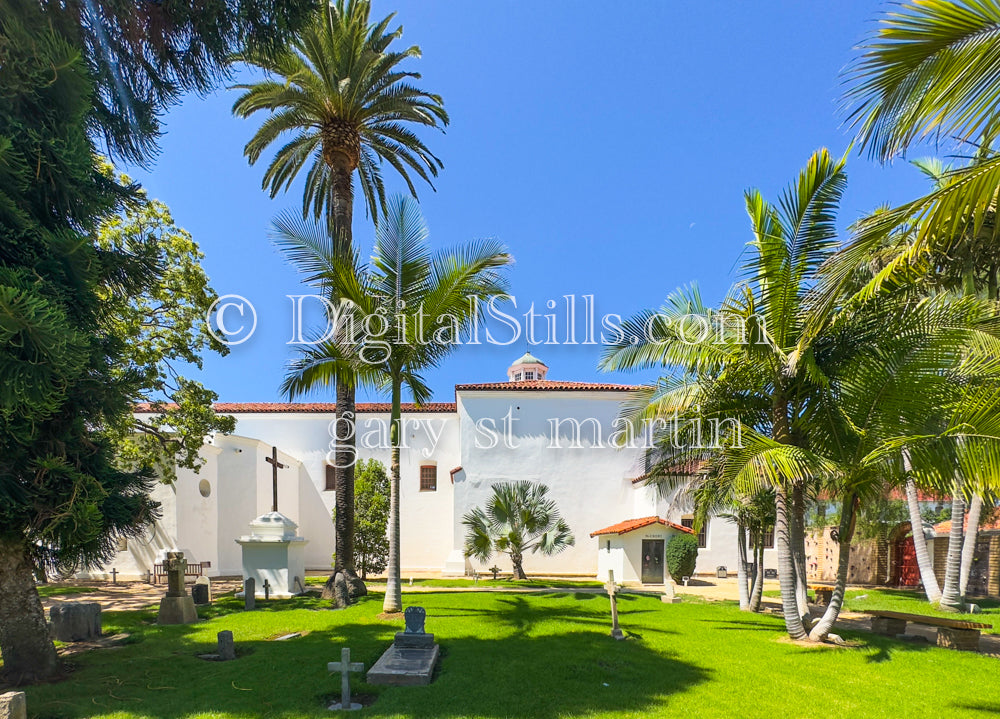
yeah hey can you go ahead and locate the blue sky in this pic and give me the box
[127,0,936,404]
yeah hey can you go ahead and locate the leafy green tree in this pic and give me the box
[97,183,235,479]
[463,481,575,580]
[232,0,448,599]
[353,458,390,580]
[274,195,511,612]
[0,2,238,681]
[0,5,157,683]
[665,534,699,582]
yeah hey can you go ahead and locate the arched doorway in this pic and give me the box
[888,522,919,587]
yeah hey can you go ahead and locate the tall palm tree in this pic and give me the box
[276,196,511,612]
[603,149,848,639]
[232,0,448,598]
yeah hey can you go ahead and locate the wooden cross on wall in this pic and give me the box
[265,446,287,512]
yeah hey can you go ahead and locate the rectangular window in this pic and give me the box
[524,370,535,380]
[420,465,437,492]
[325,464,337,491]
[761,528,774,549]
[681,517,707,548]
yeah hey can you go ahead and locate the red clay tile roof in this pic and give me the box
[933,516,1000,535]
[456,380,646,392]
[590,516,695,538]
[135,402,456,414]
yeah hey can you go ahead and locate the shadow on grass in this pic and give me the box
[950,702,1000,715]
[27,598,709,719]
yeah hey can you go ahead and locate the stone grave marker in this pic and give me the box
[327,647,364,711]
[192,576,211,605]
[50,602,101,642]
[244,578,256,610]
[367,606,440,685]
[0,692,26,719]
[661,580,680,604]
[198,630,236,661]
[157,551,198,625]
[606,570,625,640]
[218,630,236,660]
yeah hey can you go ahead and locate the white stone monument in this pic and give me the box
[236,511,308,598]
[236,446,307,598]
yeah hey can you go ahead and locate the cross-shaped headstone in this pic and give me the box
[327,647,364,711]
[265,446,287,512]
[606,570,624,641]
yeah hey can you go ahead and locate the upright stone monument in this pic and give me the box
[192,576,211,605]
[244,578,256,610]
[197,630,236,661]
[157,551,198,625]
[367,607,440,686]
[236,447,308,598]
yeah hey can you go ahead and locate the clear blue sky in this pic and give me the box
[126,0,934,404]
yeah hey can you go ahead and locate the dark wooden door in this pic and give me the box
[893,536,920,586]
[641,539,665,584]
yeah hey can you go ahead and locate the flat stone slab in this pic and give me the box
[366,643,439,686]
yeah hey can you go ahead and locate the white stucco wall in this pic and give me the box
[456,390,646,576]
[81,446,223,580]
[85,391,768,582]
[595,525,689,584]
[228,409,460,573]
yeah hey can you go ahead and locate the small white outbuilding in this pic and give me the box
[591,516,695,585]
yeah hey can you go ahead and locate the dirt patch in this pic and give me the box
[376,612,404,621]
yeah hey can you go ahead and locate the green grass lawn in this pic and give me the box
[35,585,99,599]
[304,576,603,589]
[764,587,1000,634]
[19,589,998,719]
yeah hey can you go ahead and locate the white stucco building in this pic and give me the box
[93,353,777,585]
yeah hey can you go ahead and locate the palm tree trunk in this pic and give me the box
[383,380,403,613]
[511,551,527,580]
[327,158,365,598]
[960,493,983,598]
[790,483,811,625]
[0,537,61,683]
[809,493,857,642]
[776,486,807,638]
[337,378,366,598]
[939,490,966,612]
[737,522,750,611]
[904,477,941,603]
[749,541,765,612]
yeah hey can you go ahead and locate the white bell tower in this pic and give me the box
[507,351,548,382]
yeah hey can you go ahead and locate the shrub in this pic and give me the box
[666,533,699,581]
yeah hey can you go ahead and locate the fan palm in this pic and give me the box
[276,195,511,612]
[232,0,448,598]
[462,481,575,580]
